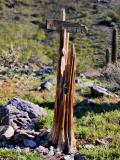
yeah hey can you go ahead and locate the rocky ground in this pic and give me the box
[0,0,120,159]
[0,64,120,160]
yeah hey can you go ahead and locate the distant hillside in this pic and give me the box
[0,0,120,72]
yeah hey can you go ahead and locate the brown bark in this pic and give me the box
[48,9,76,154]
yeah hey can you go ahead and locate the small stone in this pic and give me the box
[15,146,22,152]
[24,139,37,148]
[36,146,49,155]
[40,81,52,90]
[83,99,94,105]
[63,155,74,160]
[47,128,51,133]
[23,147,30,153]
[48,146,54,156]
[85,144,95,149]
[75,78,81,83]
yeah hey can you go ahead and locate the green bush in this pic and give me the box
[36,109,53,129]
[104,11,120,23]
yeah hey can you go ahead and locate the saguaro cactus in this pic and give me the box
[106,48,111,65]
[111,26,118,63]
[48,9,76,154]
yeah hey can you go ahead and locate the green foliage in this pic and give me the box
[36,109,54,129]
[107,11,120,23]
[80,147,120,160]
[0,21,50,65]
[75,110,120,142]
[0,149,43,160]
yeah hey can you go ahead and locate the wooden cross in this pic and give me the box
[47,9,87,154]
[47,10,88,33]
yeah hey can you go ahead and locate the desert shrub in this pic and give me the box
[0,21,49,65]
[103,11,120,23]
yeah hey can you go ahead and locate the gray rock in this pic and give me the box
[6,97,47,118]
[36,146,49,155]
[2,97,47,130]
[63,155,74,160]
[90,86,111,97]
[0,125,14,140]
[24,139,37,148]
[39,66,53,76]
[48,146,54,157]
[75,78,81,83]
[85,144,95,149]
[96,137,112,146]
[40,81,52,91]
[15,146,22,152]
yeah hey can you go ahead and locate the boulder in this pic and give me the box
[0,125,14,140]
[2,97,47,130]
[6,97,47,118]
[90,86,111,97]
[0,98,48,150]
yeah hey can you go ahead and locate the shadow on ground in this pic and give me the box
[74,100,120,118]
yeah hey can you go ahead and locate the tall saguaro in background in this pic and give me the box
[112,26,118,63]
[48,9,76,153]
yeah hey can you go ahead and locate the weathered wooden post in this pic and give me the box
[47,8,87,153]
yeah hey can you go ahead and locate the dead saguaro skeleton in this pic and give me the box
[47,9,87,153]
